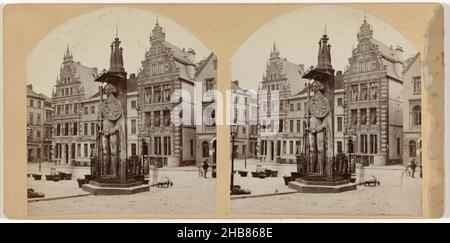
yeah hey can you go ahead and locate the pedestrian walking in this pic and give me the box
[202,160,209,178]
[410,159,417,178]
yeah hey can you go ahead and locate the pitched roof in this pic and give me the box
[372,39,402,63]
[88,76,138,99]
[195,52,215,78]
[27,85,50,100]
[231,80,246,91]
[403,52,420,74]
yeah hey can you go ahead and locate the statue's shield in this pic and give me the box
[309,93,330,119]
[101,95,122,121]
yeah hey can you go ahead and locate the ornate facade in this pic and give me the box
[343,18,404,165]
[257,43,308,163]
[51,46,99,165]
[137,21,197,167]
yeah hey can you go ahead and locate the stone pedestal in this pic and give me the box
[288,178,357,193]
[82,181,150,195]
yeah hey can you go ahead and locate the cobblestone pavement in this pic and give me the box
[27,162,216,217]
[231,159,422,216]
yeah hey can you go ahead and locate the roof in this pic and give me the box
[88,76,138,99]
[294,71,344,96]
[165,41,188,63]
[372,39,402,63]
[282,59,309,96]
[231,80,246,92]
[195,52,215,78]
[403,53,420,74]
[27,85,50,100]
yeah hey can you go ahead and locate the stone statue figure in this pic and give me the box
[97,83,126,178]
[306,81,333,176]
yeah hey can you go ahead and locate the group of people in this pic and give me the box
[198,160,216,178]
[404,159,421,178]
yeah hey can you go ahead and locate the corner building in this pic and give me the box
[344,18,404,165]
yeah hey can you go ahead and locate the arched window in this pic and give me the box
[409,140,416,158]
[202,141,209,158]
[413,105,421,126]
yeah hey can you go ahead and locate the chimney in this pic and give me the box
[394,45,404,61]
[187,48,196,63]
[186,48,196,79]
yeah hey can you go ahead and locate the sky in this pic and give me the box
[231,5,418,92]
[27,7,211,97]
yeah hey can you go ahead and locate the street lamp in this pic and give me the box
[230,121,239,194]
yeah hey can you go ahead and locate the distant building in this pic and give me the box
[256,43,308,163]
[137,21,197,167]
[230,80,257,160]
[195,53,217,166]
[343,17,404,166]
[402,53,421,165]
[27,84,52,162]
[51,46,99,165]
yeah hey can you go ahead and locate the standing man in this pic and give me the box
[410,159,417,178]
[202,160,209,178]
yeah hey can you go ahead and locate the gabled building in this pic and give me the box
[402,53,421,166]
[343,17,404,166]
[257,43,308,162]
[137,20,197,167]
[195,53,217,166]
[51,46,99,165]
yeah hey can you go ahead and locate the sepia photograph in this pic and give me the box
[25,7,217,217]
[229,5,423,216]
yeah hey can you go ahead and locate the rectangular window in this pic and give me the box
[84,144,88,157]
[282,141,287,154]
[337,98,343,106]
[370,82,378,100]
[131,144,137,156]
[144,87,152,104]
[360,135,368,153]
[290,104,294,112]
[297,120,301,133]
[297,103,301,111]
[337,141,343,153]
[56,124,61,136]
[278,119,283,133]
[65,104,69,115]
[360,83,368,100]
[370,108,377,125]
[57,105,61,115]
[73,122,78,135]
[154,111,161,127]
[84,123,88,136]
[91,106,95,114]
[73,104,78,114]
[30,99,34,107]
[413,76,421,94]
[131,100,137,109]
[90,144,95,157]
[131,119,137,134]
[190,139,194,156]
[360,109,367,125]
[154,137,161,155]
[370,135,378,154]
[90,123,95,136]
[337,117,343,132]
[205,79,215,91]
[29,112,33,125]
[154,86,161,102]
[351,109,357,125]
[290,120,294,133]
[163,110,171,127]
[397,138,401,155]
[37,100,42,108]
[36,131,41,140]
[84,107,88,115]
[145,112,151,127]
[65,123,69,136]
[36,114,41,125]
[365,60,371,72]
[351,85,359,101]
[289,141,294,155]
[77,144,81,157]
